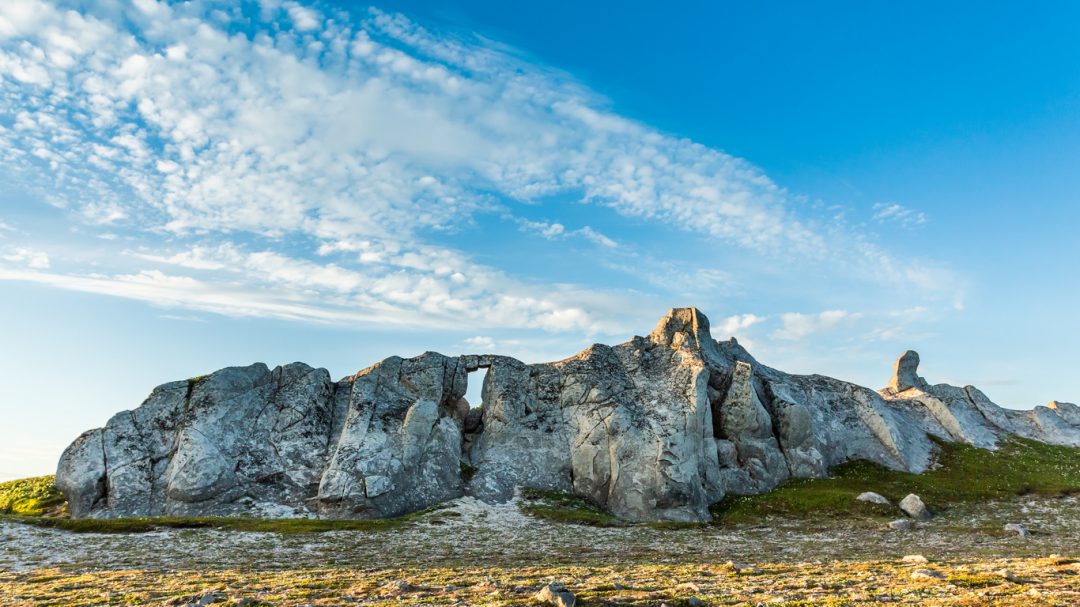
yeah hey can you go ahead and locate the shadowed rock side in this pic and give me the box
[56,309,1080,522]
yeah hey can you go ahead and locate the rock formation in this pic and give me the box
[56,308,1080,522]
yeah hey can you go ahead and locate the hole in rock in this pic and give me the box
[464,367,487,410]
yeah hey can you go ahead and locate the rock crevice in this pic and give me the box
[56,308,1080,521]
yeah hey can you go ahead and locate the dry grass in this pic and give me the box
[1,557,1077,606]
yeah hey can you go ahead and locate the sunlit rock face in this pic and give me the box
[56,308,1080,522]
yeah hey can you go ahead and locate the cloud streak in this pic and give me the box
[0,0,958,336]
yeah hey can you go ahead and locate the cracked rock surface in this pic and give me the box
[56,308,1080,521]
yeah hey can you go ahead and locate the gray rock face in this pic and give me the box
[887,350,929,393]
[56,308,1080,522]
[899,494,931,520]
[856,492,891,506]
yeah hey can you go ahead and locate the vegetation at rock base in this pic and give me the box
[518,487,626,527]
[4,437,1079,533]
[0,476,65,517]
[2,506,465,534]
[712,437,1080,522]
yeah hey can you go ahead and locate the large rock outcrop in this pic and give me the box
[56,308,1080,521]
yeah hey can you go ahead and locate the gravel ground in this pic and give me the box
[0,495,1077,606]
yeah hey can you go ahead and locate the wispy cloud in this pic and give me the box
[772,310,861,340]
[0,241,648,334]
[715,313,765,337]
[0,1,958,336]
[517,219,618,248]
[1,246,49,268]
[463,335,497,350]
[873,202,927,227]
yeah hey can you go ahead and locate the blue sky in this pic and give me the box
[1,0,1079,480]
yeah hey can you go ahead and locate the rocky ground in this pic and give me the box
[1,494,1078,606]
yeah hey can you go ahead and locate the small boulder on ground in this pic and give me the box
[910,569,945,580]
[1004,523,1031,538]
[856,491,891,506]
[724,561,763,574]
[888,519,914,531]
[902,554,929,564]
[899,494,931,520]
[996,569,1019,582]
[534,582,576,607]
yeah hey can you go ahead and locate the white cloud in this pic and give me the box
[284,2,321,32]
[0,1,858,259]
[0,220,13,232]
[873,202,927,227]
[715,313,764,337]
[464,335,496,350]
[1,246,49,268]
[772,310,859,340]
[0,1,958,335]
[2,240,646,334]
[518,219,618,248]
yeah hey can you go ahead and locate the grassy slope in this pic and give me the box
[712,437,1080,522]
[0,476,66,516]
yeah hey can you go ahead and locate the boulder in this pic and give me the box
[533,582,576,607]
[887,351,928,393]
[856,492,891,506]
[888,519,914,531]
[899,494,931,520]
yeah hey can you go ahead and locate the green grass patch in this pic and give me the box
[519,487,625,527]
[459,461,477,483]
[0,475,66,516]
[711,437,1080,522]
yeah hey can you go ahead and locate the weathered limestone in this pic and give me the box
[56,308,1080,522]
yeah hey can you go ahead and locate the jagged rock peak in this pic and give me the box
[648,307,715,353]
[887,350,929,393]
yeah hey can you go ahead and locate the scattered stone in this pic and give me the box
[888,519,914,531]
[910,569,945,580]
[725,561,764,574]
[676,582,701,592]
[1004,523,1031,538]
[902,554,929,564]
[687,597,706,607]
[533,582,576,607]
[197,593,225,606]
[899,494,931,520]
[857,491,891,506]
[380,580,412,595]
[995,569,1018,582]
